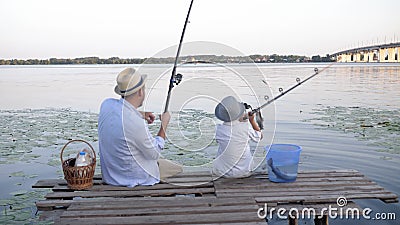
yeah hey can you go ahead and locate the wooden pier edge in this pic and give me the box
[32,170,398,225]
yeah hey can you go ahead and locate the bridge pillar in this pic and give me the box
[378,47,398,62]
[337,54,344,62]
[361,52,368,62]
[370,50,379,62]
[347,54,353,62]
[339,53,351,62]
[379,48,387,62]
[386,47,399,62]
[366,51,374,62]
[355,53,361,62]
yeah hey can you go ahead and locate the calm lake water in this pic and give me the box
[0,63,399,224]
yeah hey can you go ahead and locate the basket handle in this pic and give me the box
[60,139,96,164]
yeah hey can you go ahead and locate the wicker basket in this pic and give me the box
[61,139,96,190]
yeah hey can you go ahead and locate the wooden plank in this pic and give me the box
[33,170,362,189]
[60,211,266,225]
[383,198,399,203]
[214,184,383,193]
[39,209,64,223]
[164,176,213,183]
[165,170,212,178]
[61,204,259,218]
[52,182,213,192]
[214,180,377,191]
[216,186,386,196]
[217,189,395,199]
[32,179,66,188]
[180,223,266,225]
[217,175,375,184]
[214,176,373,186]
[36,200,73,211]
[160,171,212,183]
[67,197,255,211]
[33,171,211,189]
[296,169,359,174]
[70,196,217,204]
[250,175,367,181]
[45,187,215,199]
[68,197,256,210]
[216,174,372,183]
[33,179,104,189]
[255,192,398,204]
[33,170,360,188]
[252,171,364,179]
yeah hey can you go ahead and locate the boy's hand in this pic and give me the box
[248,112,256,121]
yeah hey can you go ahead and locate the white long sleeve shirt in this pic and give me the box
[98,98,164,187]
[213,120,262,178]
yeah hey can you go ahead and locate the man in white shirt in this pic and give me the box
[98,68,181,187]
[213,96,263,178]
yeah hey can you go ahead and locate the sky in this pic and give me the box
[0,0,399,59]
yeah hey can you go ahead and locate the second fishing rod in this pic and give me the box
[244,63,334,128]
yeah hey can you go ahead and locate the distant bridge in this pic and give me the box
[332,42,400,63]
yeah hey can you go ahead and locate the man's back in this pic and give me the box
[98,98,162,187]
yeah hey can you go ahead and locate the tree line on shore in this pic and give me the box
[0,54,333,65]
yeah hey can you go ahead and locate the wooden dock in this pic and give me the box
[33,169,398,225]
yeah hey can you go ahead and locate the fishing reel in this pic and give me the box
[243,102,252,110]
[242,102,264,130]
[172,73,183,86]
[242,102,254,119]
[170,73,183,89]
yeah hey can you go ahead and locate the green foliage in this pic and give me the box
[0,54,331,65]
[311,54,334,62]
[0,57,145,65]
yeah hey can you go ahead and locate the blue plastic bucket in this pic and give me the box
[265,144,302,183]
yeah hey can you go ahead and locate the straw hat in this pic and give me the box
[114,68,147,96]
[215,96,245,122]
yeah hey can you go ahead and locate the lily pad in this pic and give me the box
[306,106,400,154]
[12,210,31,221]
[10,190,28,196]
[0,108,99,165]
[9,171,25,177]
[0,215,16,223]
[0,199,14,206]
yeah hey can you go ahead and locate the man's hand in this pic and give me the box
[159,112,171,127]
[142,112,156,124]
[157,112,171,140]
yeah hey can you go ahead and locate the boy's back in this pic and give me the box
[213,96,263,178]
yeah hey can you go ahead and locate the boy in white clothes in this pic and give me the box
[213,96,263,178]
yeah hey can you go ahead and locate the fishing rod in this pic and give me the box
[164,0,194,113]
[244,64,334,129]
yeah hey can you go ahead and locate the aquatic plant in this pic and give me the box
[306,106,400,154]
